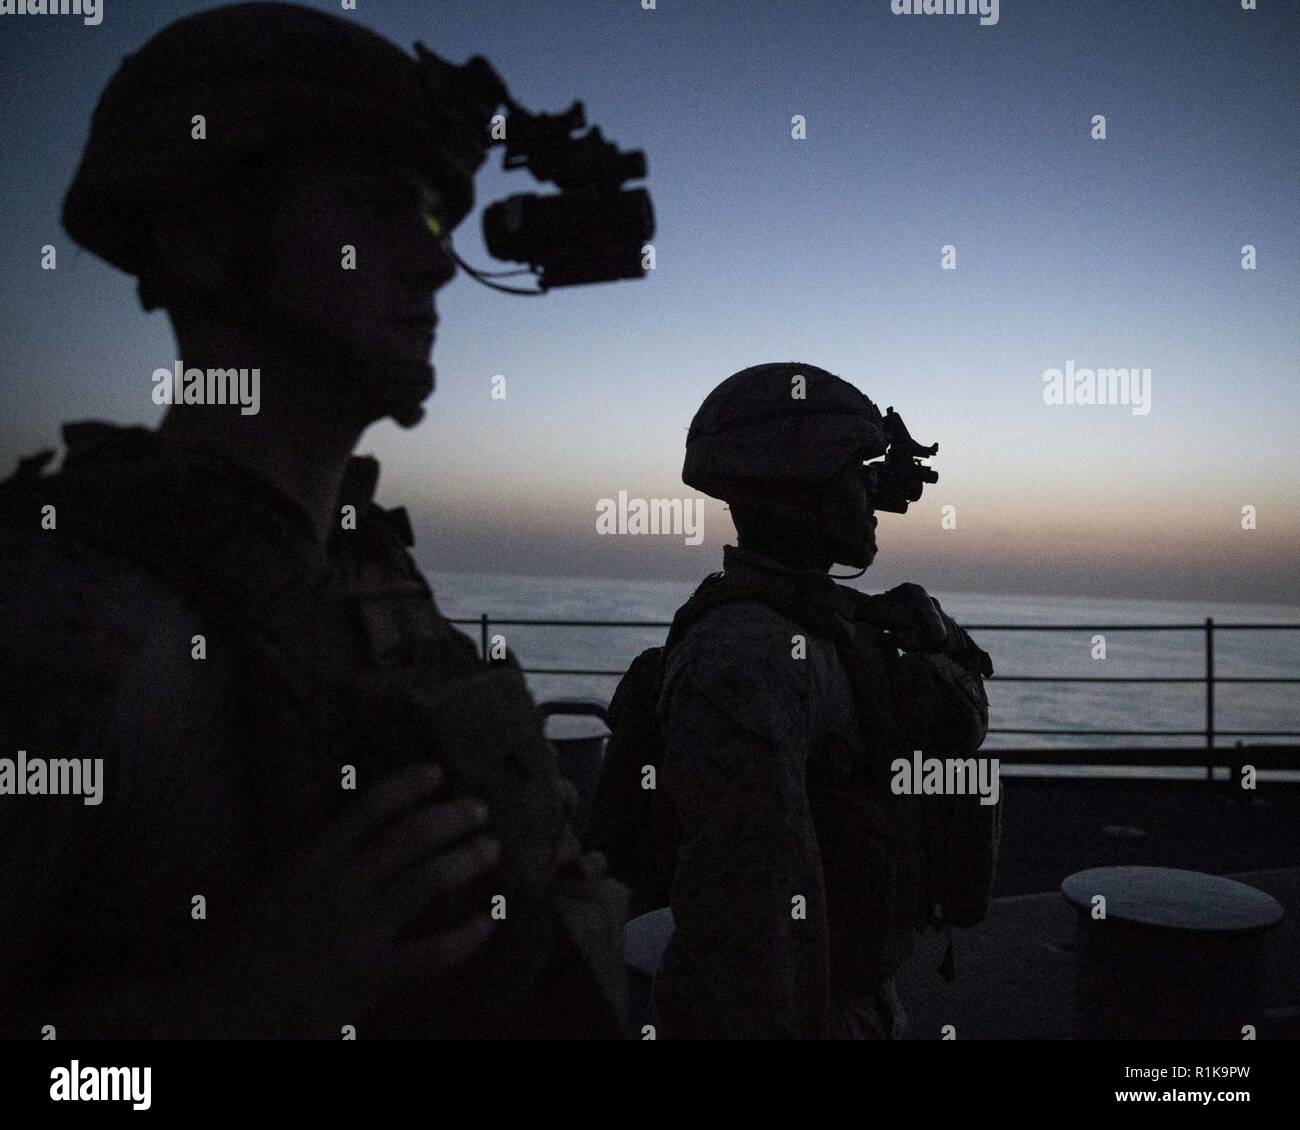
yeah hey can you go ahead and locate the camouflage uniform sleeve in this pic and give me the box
[653,603,831,1039]
[0,535,124,1031]
[0,534,231,1034]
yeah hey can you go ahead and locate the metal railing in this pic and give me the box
[448,614,1300,775]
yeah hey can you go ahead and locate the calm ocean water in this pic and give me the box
[426,571,1300,779]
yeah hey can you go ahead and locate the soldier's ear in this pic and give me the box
[149,198,244,291]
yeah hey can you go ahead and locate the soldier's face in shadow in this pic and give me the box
[820,463,878,569]
[264,159,458,368]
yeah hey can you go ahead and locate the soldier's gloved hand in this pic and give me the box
[879,583,994,677]
[206,763,500,1036]
[879,582,956,653]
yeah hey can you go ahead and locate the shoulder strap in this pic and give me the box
[665,571,841,652]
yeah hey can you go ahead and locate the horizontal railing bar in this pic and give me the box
[987,676,1299,683]
[965,624,1300,632]
[1205,624,1300,630]
[530,694,1300,734]
[990,728,1300,736]
[998,676,1205,683]
[990,747,1300,766]
[449,618,1300,631]
[449,618,673,628]
[961,625,1237,632]
[526,668,628,676]
[515,668,1299,683]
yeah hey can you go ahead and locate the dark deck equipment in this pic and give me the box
[1061,866,1284,1039]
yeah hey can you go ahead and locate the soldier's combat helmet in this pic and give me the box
[61,2,506,425]
[683,362,888,504]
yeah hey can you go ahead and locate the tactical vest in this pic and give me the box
[590,569,998,990]
[0,425,625,1038]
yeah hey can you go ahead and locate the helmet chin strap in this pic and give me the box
[828,564,868,580]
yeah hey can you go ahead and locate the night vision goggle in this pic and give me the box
[415,45,654,295]
[859,407,939,514]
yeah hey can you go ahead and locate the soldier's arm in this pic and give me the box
[0,539,136,1036]
[654,608,831,1039]
[0,535,252,1037]
[893,651,990,754]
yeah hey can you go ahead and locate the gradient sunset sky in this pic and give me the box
[1,0,1296,602]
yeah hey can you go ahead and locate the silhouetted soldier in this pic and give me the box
[0,3,626,1039]
[592,363,998,1039]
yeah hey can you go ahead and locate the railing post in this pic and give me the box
[1205,617,1215,780]
[480,613,490,662]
